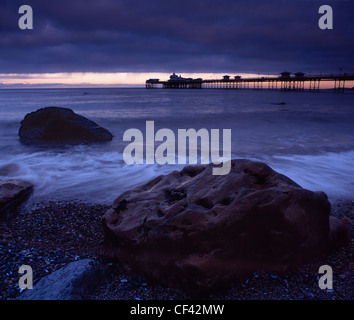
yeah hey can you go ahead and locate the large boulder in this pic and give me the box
[103,159,348,295]
[19,107,113,144]
[0,179,33,218]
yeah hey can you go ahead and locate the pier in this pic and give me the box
[146,72,354,92]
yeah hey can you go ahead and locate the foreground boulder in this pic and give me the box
[17,259,106,300]
[19,107,113,144]
[103,159,347,295]
[0,179,33,218]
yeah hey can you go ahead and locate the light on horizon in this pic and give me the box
[0,72,353,90]
[0,72,272,88]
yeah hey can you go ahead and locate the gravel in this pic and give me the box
[0,199,352,300]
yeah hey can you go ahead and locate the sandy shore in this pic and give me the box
[0,199,352,300]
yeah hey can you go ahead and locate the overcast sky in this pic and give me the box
[0,0,353,85]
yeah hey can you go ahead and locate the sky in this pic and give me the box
[0,0,353,87]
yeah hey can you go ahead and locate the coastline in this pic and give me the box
[1,0,354,305]
[0,198,352,300]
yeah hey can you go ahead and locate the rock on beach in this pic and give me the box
[0,179,33,218]
[19,106,113,144]
[16,259,106,300]
[103,159,348,295]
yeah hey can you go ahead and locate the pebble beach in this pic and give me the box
[0,199,352,300]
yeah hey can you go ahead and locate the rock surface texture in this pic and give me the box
[19,107,113,144]
[17,259,106,300]
[103,160,348,295]
[0,179,33,218]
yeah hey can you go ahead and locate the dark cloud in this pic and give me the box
[0,0,353,75]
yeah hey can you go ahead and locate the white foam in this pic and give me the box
[0,147,181,204]
[262,150,354,201]
[1,148,353,204]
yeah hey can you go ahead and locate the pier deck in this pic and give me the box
[146,73,354,92]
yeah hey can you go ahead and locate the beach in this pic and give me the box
[1,0,354,306]
[0,198,352,300]
[0,88,353,300]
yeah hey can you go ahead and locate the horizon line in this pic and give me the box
[1,71,353,89]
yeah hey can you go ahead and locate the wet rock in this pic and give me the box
[19,107,113,144]
[0,164,20,177]
[0,179,33,218]
[103,159,348,295]
[16,259,106,300]
[328,216,349,250]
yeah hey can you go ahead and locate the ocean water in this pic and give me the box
[0,88,353,204]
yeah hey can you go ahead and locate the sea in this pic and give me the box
[0,88,353,204]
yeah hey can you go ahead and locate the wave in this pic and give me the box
[261,150,354,201]
[1,147,353,204]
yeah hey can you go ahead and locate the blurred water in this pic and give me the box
[0,88,353,203]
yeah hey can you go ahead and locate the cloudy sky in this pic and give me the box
[0,0,353,86]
